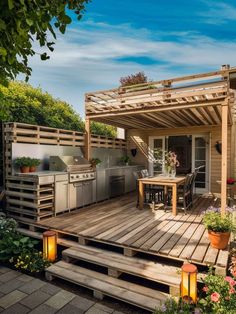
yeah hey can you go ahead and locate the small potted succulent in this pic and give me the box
[120,156,130,166]
[29,158,41,172]
[203,207,236,249]
[14,157,32,173]
[90,158,102,169]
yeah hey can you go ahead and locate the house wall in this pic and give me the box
[127,125,232,193]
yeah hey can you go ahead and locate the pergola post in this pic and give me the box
[85,118,91,161]
[221,102,228,216]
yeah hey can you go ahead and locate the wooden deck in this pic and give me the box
[31,193,229,270]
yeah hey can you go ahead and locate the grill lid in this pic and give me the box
[49,156,92,172]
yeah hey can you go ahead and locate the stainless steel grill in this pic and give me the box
[49,156,96,183]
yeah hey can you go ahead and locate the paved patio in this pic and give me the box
[0,266,129,314]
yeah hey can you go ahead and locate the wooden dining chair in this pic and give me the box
[177,173,194,213]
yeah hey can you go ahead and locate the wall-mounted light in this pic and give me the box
[43,230,57,262]
[181,263,197,304]
[131,148,137,157]
[215,141,222,155]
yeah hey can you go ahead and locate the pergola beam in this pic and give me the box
[221,102,228,215]
[84,118,91,161]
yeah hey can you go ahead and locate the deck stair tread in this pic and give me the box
[46,260,168,311]
[63,245,181,287]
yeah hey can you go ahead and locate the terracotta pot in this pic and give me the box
[20,166,30,173]
[29,166,36,172]
[208,230,230,249]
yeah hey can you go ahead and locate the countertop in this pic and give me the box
[15,171,67,177]
[97,165,143,171]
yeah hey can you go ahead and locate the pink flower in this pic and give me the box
[211,292,220,302]
[229,288,235,294]
[202,286,209,292]
[225,276,236,286]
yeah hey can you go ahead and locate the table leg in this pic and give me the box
[139,181,144,210]
[164,186,168,210]
[172,184,177,216]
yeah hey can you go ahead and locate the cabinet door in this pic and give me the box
[69,183,83,209]
[83,181,93,206]
[55,181,69,213]
[125,168,136,193]
[96,170,109,201]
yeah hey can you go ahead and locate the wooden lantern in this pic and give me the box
[43,230,57,262]
[181,263,197,303]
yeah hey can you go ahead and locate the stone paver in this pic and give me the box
[19,278,46,294]
[20,290,51,309]
[0,278,25,294]
[28,304,57,314]
[2,303,30,314]
[0,266,11,274]
[57,303,85,314]
[70,295,95,311]
[0,290,27,309]
[0,268,127,314]
[39,283,61,296]
[44,289,75,310]
[0,270,21,282]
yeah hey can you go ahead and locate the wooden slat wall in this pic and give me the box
[3,122,127,178]
[127,125,232,193]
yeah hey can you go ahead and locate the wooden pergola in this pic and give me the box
[85,68,236,214]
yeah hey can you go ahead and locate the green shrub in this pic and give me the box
[203,210,235,233]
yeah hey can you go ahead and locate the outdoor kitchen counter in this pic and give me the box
[15,171,66,176]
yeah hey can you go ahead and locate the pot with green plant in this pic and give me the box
[29,158,41,172]
[14,157,32,173]
[120,156,130,166]
[90,158,102,169]
[203,207,236,249]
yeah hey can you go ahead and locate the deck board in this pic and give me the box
[36,193,229,267]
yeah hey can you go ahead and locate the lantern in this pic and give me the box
[43,230,57,262]
[181,263,197,303]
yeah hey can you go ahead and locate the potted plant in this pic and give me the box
[203,207,236,249]
[14,157,32,173]
[29,158,41,172]
[120,156,130,166]
[90,158,101,169]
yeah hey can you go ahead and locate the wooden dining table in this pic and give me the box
[138,176,186,216]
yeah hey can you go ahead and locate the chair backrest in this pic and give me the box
[183,173,194,194]
[140,169,149,178]
[133,171,142,180]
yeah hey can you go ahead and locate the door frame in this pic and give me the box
[148,136,165,176]
[191,133,210,194]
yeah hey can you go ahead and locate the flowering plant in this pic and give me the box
[227,178,235,185]
[164,151,180,171]
[229,248,236,278]
[202,207,236,233]
[154,297,200,314]
[199,270,236,313]
[15,251,50,273]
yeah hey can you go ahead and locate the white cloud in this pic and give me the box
[200,1,236,24]
[26,20,236,116]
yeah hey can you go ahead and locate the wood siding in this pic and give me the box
[127,125,232,193]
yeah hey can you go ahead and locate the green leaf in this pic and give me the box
[40,52,50,60]
[59,24,66,34]
[20,236,29,244]
[63,15,72,24]
[26,19,34,27]
[8,0,14,10]
[0,20,6,30]
[13,240,20,246]
[0,47,7,57]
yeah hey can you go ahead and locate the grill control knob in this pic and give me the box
[83,174,86,178]
[71,176,74,179]
[76,175,79,178]
[86,174,89,177]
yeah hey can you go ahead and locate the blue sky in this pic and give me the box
[26,0,236,116]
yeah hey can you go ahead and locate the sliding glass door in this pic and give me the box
[149,134,209,193]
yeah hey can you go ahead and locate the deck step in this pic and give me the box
[46,260,168,312]
[62,245,181,293]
